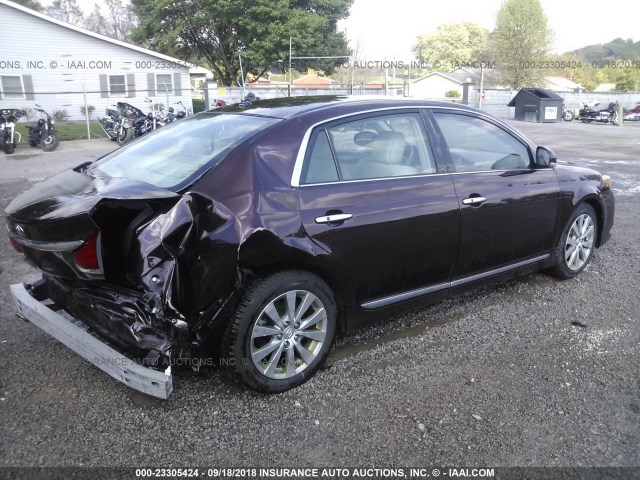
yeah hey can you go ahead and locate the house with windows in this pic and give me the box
[0,0,193,121]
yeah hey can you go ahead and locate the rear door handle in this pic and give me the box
[462,196,487,206]
[315,213,353,224]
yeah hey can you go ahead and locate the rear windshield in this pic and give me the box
[91,112,279,191]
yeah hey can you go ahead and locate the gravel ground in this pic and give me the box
[0,121,638,472]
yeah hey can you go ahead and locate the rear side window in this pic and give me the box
[92,112,279,191]
[302,112,436,184]
[433,113,531,172]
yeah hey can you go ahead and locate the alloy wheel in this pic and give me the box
[250,289,328,380]
[564,213,595,271]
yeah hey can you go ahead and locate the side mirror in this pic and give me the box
[536,146,556,168]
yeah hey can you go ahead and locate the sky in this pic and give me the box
[41,0,640,60]
[340,0,640,59]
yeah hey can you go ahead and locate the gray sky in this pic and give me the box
[341,0,640,59]
[44,0,639,59]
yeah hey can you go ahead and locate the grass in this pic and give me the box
[15,121,110,142]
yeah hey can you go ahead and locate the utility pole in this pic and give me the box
[289,37,293,97]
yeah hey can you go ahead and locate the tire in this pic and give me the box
[612,113,619,126]
[3,142,15,154]
[550,204,598,279]
[40,132,60,152]
[117,128,133,146]
[563,111,574,121]
[223,271,337,393]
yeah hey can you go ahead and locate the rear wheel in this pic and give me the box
[550,204,598,279]
[563,110,574,121]
[223,271,336,392]
[41,132,60,152]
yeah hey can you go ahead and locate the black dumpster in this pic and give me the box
[507,88,563,123]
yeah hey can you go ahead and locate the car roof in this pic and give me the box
[215,95,486,119]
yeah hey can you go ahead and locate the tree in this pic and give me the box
[44,0,84,26]
[12,0,43,11]
[84,0,137,41]
[490,0,553,88]
[616,63,640,92]
[412,23,489,70]
[131,0,353,85]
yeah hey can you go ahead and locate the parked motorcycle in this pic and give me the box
[98,106,123,141]
[562,103,574,121]
[165,101,190,123]
[578,100,619,125]
[0,109,25,154]
[115,102,147,146]
[622,104,640,122]
[28,105,60,151]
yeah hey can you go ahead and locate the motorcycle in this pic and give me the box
[622,104,640,122]
[0,109,25,154]
[28,105,60,151]
[165,101,190,123]
[98,106,123,141]
[562,103,574,121]
[578,100,619,125]
[115,102,147,146]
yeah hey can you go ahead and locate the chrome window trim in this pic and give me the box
[291,106,533,187]
[361,254,549,310]
[301,172,450,187]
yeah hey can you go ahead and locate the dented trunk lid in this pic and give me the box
[6,165,181,280]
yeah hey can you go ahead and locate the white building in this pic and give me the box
[0,0,193,121]
[410,70,480,99]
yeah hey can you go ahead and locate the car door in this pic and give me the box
[428,110,560,280]
[296,110,460,308]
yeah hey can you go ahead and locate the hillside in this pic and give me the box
[569,38,640,62]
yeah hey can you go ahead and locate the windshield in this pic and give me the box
[91,112,279,191]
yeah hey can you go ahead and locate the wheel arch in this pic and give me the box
[581,196,605,248]
[238,233,356,332]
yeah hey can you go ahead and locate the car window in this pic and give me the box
[433,113,531,172]
[91,112,279,191]
[302,131,339,184]
[302,112,436,184]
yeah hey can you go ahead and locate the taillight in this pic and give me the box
[10,237,23,253]
[73,232,101,272]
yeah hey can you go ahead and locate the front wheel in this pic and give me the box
[3,141,15,154]
[223,271,337,392]
[40,132,60,152]
[117,127,133,146]
[611,113,619,126]
[563,111,574,121]
[550,204,598,279]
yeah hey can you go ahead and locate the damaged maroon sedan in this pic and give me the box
[7,97,614,398]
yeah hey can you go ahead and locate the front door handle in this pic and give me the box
[315,213,353,224]
[462,196,487,206]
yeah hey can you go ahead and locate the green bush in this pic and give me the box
[192,98,206,113]
[444,89,461,98]
[80,105,96,119]
[52,109,70,121]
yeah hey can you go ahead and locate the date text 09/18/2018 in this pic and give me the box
[519,60,640,69]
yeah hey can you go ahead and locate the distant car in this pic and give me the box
[7,97,615,398]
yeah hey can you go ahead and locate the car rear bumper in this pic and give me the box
[10,282,173,399]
